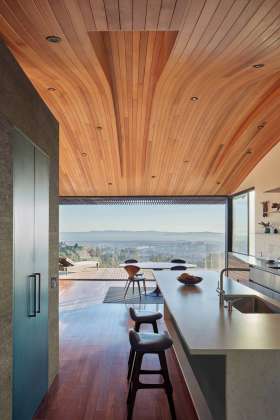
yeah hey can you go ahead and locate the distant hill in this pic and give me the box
[60,230,224,243]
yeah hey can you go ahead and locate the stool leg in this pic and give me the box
[127,348,135,381]
[152,320,158,333]
[158,352,176,420]
[127,352,143,420]
[134,321,140,332]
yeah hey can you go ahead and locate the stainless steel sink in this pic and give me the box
[225,295,280,314]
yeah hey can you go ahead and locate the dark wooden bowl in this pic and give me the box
[177,275,202,285]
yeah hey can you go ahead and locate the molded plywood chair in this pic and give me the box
[124,259,143,282]
[123,265,146,299]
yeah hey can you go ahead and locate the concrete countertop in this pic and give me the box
[230,252,280,276]
[155,269,280,355]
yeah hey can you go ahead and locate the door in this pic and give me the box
[13,129,49,420]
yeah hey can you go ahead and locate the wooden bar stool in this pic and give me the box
[127,330,176,420]
[128,307,163,380]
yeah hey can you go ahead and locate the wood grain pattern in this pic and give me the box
[0,0,280,196]
[34,301,198,420]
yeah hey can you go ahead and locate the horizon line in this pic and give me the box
[60,229,224,234]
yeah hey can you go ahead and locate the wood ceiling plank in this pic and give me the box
[119,0,132,30]
[157,0,176,30]
[145,0,161,30]
[77,0,96,31]
[133,0,147,30]
[90,0,108,30]
[169,0,190,30]
[104,0,120,30]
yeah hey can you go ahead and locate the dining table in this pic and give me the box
[119,261,196,295]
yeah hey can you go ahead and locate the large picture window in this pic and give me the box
[231,189,255,255]
[59,199,227,270]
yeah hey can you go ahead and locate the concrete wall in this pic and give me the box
[0,42,59,420]
[235,141,280,258]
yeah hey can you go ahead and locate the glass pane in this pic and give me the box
[59,203,226,271]
[249,190,255,255]
[232,193,248,254]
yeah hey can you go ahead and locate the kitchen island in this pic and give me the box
[155,269,280,420]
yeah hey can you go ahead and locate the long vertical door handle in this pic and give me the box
[28,274,36,317]
[34,272,41,313]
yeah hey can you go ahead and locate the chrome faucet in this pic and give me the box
[227,296,244,312]
[217,267,250,306]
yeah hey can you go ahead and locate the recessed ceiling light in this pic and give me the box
[46,35,61,43]
[253,64,264,69]
[81,152,87,157]
[190,96,199,101]
[96,126,102,130]
[48,87,56,92]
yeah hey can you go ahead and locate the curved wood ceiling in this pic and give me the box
[1,0,280,196]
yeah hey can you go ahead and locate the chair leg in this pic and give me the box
[132,280,135,294]
[124,279,129,293]
[137,281,141,300]
[158,352,176,420]
[127,352,143,420]
[143,279,147,295]
[152,320,158,333]
[124,280,131,299]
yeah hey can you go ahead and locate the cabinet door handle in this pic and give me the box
[28,274,36,317]
[34,272,41,313]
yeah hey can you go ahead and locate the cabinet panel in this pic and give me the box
[12,130,49,420]
[34,147,49,400]
[250,267,280,293]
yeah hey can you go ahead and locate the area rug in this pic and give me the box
[103,287,164,304]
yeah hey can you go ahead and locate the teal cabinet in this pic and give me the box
[12,129,49,420]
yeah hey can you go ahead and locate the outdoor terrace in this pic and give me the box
[59,265,155,281]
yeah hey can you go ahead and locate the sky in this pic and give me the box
[60,204,225,233]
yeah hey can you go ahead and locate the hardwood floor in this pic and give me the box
[34,286,198,420]
[59,279,156,308]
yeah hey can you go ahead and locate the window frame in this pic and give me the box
[228,187,255,256]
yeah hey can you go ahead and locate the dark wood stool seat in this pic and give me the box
[129,307,162,333]
[127,330,176,420]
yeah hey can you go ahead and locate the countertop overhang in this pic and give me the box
[155,269,280,355]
